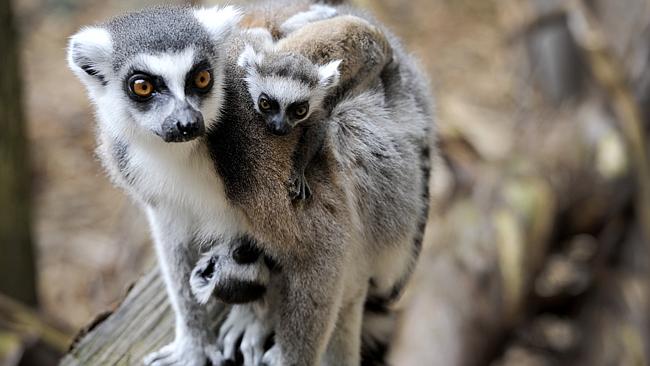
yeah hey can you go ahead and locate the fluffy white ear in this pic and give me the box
[237,44,263,70]
[194,5,243,42]
[67,26,112,86]
[318,59,342,88]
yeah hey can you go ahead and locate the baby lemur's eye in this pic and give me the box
[258,96,272,111]
[128,74,155,101]
[292,103,309,119]
[194,70,212,91]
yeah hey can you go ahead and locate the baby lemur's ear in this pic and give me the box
[318,59,342,88]
[67,26,113,87]
[237,44,264,70]
[194,5,242,43]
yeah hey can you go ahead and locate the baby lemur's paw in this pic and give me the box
[218,305,274,366]
[143,337,221,366]
[289,173,312,201]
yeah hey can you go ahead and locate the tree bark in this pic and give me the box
[0,0,37,306]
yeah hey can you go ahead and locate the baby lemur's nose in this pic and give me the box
[161,104,205,143]
[267,118,290,136]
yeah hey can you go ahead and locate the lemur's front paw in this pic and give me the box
[219,305,273,366]
[289,173,312,201]
[261,344,284,366]
[143,338,223,366]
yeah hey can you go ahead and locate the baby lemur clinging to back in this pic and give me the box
[238,13,394,200]
[238,45,341,200]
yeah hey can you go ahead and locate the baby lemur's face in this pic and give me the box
[238,45,341,136]
[68,6,241,144]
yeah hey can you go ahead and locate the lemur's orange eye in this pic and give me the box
[133,79,153,97]
[194,70,212,90]
[128,75,155,101]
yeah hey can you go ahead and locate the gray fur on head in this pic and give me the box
[238,44,341,125]
[67,5,241,143]
[68,5,241,85]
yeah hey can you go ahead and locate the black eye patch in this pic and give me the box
[288,101,310,119]
[123,71,167,99]
[258,93,279,113]
[185,60,214,95]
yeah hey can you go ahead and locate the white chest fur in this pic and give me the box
[115,137,246,244]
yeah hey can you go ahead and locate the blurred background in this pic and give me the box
[1,0,649,365]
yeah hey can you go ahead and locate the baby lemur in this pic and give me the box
[238,43,341,200]
[238,9,393,201]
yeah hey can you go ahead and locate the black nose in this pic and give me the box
[160,105,205,142]
[267,116,290,136]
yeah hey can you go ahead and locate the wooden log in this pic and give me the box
[61,269,229,366]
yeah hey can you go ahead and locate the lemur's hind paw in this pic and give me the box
[289,173,312,201]
[219,306,272,366]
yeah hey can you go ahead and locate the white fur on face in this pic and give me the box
[102,47,198,141]
[133,47,197,100]
[94,47,223,143]
[245,73,327,123]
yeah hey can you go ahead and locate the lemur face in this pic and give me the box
[68,6,241,143]
[238,46,341,136]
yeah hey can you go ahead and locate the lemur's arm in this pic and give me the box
[265,251,346,366]
[143,209,223,366]
[288,121,328,200]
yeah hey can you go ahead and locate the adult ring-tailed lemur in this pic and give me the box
[67,1,435,365]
